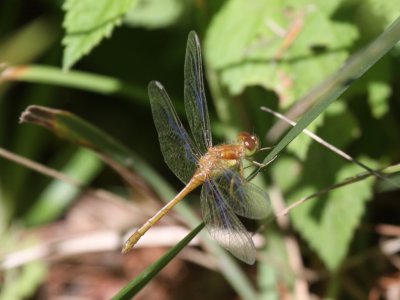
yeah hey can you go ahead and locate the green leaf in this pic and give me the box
[205,0,359,106]
[357,0,400,37]
[62,0,138,70]
[124,0,185,29]
[289,161,374,270]
[271,107,374,270]
[248,16,400,176]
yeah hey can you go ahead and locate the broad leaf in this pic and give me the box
[205,0,359,158]
[357,0,400,37]
[124,0,185,29]
[272,107,375,270]
[62,0,138,70]
[289,161,374,270]
[205,0,358,107]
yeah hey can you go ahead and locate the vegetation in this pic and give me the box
[1,1,399,299]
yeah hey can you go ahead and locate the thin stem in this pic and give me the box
[0,147,81,187]
[278,164,400,217]
[261,106,398,187]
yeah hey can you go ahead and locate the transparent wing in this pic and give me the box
[201,180,256,265]
[216,169,273,220]
[184,31,212,153]
[148,81,201,183]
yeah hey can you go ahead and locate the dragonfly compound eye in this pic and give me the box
[238,132,259,157]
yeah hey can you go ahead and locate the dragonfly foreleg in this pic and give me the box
[258,146,274,152]
[246,155,278,170]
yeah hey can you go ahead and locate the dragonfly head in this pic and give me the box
[237,132,259,157]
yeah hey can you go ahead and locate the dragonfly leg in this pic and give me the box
[239,161,245,178]
[229,162,244,194]
[258,146,274,152]
[248,155,278,170]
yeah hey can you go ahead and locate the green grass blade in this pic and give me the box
[20,105,137,168]
[112,223,205,300]
[0,19,57,65]
[1,65,148,104]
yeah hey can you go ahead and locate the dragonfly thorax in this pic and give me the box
[197,132,259,179]
[195,144,243,179]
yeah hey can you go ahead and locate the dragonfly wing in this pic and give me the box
[184,31,212,153]
[201,180,256,265]
[217,169,273,220]
[149,81,201,183]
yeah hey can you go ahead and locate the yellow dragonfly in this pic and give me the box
[122,31,272,264]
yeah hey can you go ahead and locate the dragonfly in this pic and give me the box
[122,31,272,264]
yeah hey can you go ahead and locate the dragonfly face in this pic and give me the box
[237,132,260,157]
[123,31,272,265]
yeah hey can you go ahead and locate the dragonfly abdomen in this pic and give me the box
[122,172,204,254]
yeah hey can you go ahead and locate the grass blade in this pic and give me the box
[20,105,153,194]
[1,65,148,104]
[112,223,205,300]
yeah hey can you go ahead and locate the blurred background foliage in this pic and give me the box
[0,0,399,299]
